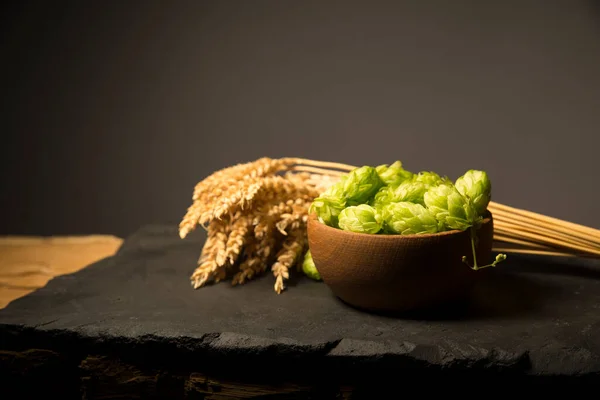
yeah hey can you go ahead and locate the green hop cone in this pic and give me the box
[371,186,394,210]
[310,195,346,228]
[412,171,448,187]
[375,161,414,187]
[321,177,347,198]
[424,184,479,231]
[310,180,348,228]
[302,250,321,281]
[342,166,385,205]
[389,180,428,205]
[381,202,439,235]
[455,169,491,216]
[338,204,383,234]
[371,180,428,210]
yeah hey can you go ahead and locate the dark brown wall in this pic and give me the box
[2,0,600,237]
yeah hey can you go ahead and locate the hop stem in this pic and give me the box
[462,225,507,270]
[470,225,479,269]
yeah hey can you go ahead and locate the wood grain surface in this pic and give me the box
[0,235,123,309]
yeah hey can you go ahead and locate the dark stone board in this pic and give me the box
[2,224,600,397]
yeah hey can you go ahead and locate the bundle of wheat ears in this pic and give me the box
[179,157,600,294]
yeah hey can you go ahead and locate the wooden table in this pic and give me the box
[0,235,123,309]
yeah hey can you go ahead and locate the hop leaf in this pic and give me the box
[375,161,414,186]
[342,166,385,205]
[381,202,439,235]
[338,204,383,234]
[455,169,491,216]
[302,250,322,281]
[424,184,479,231]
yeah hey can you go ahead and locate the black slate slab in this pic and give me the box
[2,224,600,397]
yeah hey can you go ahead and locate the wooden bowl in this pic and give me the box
[307,212,494,313]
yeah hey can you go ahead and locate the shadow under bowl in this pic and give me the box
[307,212,494,314]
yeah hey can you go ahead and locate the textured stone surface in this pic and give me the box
[2,224,600,391]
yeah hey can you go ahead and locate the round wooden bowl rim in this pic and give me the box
[308,212,492,240]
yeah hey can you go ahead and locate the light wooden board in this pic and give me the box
[0,235,123,309]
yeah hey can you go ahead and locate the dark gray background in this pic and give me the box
[2,0,599,237]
